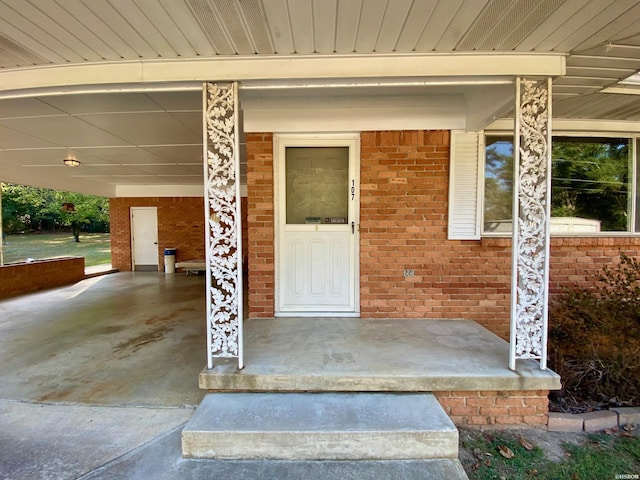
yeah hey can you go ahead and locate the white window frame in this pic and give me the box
[481,131,640,237]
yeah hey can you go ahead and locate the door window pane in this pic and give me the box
[285,147,349,225]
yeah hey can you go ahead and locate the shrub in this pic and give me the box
[549,253,640,412]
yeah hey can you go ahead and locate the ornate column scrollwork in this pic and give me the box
[203,82,243,369]
[510,77,552,370]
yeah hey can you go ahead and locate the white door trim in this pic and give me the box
[130,206,159,271]
[274,133,360,316]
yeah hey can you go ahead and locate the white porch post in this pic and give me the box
[203,82,243,370]
[509,77,552,371]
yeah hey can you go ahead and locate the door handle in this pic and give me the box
[351,222,354,234]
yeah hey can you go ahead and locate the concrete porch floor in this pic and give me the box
[201,317,561,393]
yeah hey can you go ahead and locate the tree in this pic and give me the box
[0,183,109,238]
[53,191,110,242]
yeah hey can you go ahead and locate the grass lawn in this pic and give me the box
[1,232,111,267]
[461,427,640,480]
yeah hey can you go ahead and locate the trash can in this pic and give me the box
[164,248,177,274]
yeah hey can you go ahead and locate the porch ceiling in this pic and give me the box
[0,0,639,196]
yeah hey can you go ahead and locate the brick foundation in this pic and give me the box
[0,257,85,299]
[435,390,550,427]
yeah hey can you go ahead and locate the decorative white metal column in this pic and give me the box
[203,82,243,369]
[509,77,552,371]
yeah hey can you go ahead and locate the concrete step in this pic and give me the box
[182,392,460,462]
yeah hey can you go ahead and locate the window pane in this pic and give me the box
[484,136,514,233]
[285,147,349,225]
[483,136,632,233]
[552,137,630,232]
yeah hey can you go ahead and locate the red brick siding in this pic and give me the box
[435,390,549,427]
[110,196,248,274]
[359,131,514,338]
[549,237,640,294]
[0,257,85,299]
[110,197,205,272]
[243,130,640,340]
[246,133,275,317]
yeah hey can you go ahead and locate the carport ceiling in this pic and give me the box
[0,0,639,197]
[0,89,207,196]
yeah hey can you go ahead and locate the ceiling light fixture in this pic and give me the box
[63,158,80,167]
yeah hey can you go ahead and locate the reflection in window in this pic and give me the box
[483,136,632,233]
[484,137,514,233]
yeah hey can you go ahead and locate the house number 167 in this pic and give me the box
[351,180,355,200]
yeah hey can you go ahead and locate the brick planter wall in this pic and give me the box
[0,257,85,299]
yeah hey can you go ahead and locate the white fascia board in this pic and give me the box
[488,118,640,134]
[0,53,566,95]
[243,94,466,132]
[245,107,466,132]
[114,184,248,198]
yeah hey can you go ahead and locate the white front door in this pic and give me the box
[276,135,359,315]
[131,207,159,271]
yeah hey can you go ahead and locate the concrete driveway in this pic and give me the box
[0,272,206,479]
[0,272,207,407]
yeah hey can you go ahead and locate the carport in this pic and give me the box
[2,1,640,473]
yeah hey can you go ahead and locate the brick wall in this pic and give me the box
[110,196,248,273]
[110,197,205,271]
[435,390,549,427]
[359,131,513,335]
[244,130,640,341]
[246,133,275,317]
[549,237,640,294]
[0,257,85,299]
